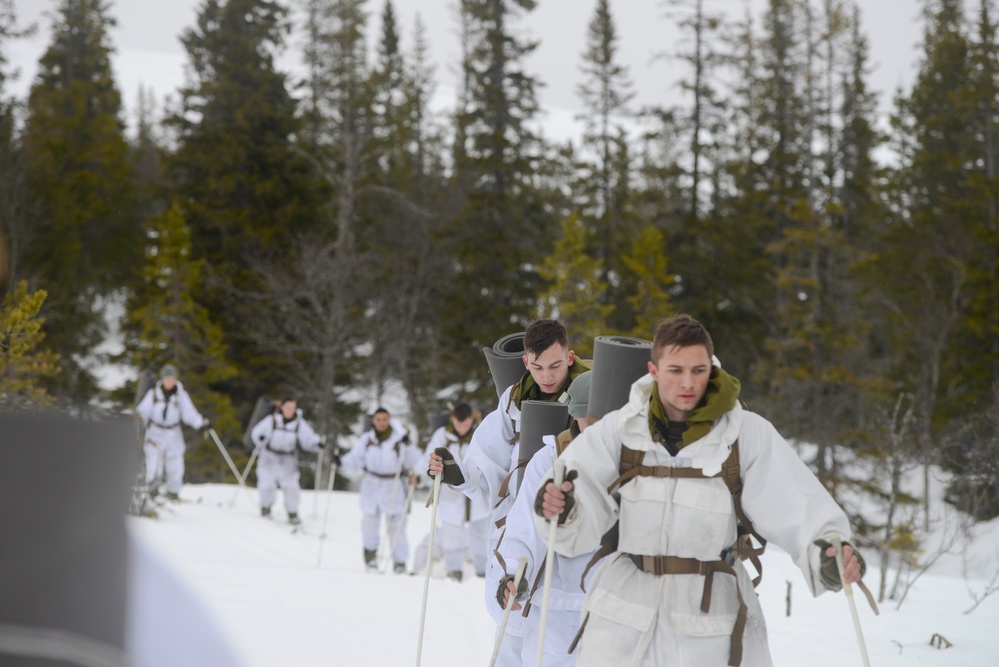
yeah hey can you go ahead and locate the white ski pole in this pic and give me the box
[489,556,529,667]
[386,478,417,566]
[312,446,325,518]
[317,463,338,568]
[535,458,566,667]
[229,446,260,507]
[830,533,872,667]
[208,428,250,493]
[415,473,443,667]
[378,453,408,573]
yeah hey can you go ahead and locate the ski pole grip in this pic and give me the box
[830,533,853,597]
[552,458,565,490]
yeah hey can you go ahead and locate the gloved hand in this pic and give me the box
[496,572,529,610]
[317,434,327,449]
[814,538,866,591]
[430,447,465,486]
[534,469,578,524]
[330,449,343,467]
[200,418,212,433]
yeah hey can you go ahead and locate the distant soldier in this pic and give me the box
[415,402,490,581]
[135,364,210,501]
[340,407,422,573]
[249,393,325,525]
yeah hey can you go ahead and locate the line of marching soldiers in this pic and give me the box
[136,312,877,667]
[134,365,490,577]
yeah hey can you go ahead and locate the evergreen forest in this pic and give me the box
[2,0,998,583]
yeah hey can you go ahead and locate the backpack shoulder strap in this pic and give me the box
[722,439,767,586]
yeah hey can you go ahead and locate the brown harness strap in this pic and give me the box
[496,460,529,504]
[579,539,617,592]
[521,561,545,617]
[628,554,747,667]
[366,470,398,479]
[567,611,589,654]
[493,526,508,573]
[607,461,711,495]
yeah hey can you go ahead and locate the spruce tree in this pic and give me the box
[575,0,641,333]
[0,0,33,292]
[168,0,319,405]
[867,0,982,520]
[537,214,614,357]
[123,202,239,478]
[446,0,555,375]
[21,0,139,399]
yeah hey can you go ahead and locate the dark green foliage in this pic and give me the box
[444,0,556,381]
[168,0,320,407]
[20,0,140,399]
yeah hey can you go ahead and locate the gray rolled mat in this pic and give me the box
[590,335,653,419]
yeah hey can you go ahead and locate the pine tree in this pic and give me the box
[168,0,320,405]
[445,0,555,374]
[866,0,983,521]
[363,6,455,421]
[21,0,139,399]
[123,202,239,478]
[537,214,614,357]
[620,221,674,338]
[574,0,641,333]
[0,0,33,292]
[0,281,59,409]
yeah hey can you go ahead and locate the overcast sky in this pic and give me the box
[9,0,925,143]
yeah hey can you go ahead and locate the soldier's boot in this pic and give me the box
[364,548,378,570]
[288,512,301,525]
[446,570,463,583]
[393,562,407,574]
[261,506,272,518]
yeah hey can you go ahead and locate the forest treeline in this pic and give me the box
[1,0,998,544]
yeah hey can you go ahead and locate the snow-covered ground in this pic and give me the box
[129,479,999,667]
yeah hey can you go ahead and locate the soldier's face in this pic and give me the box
[161,376,176,390]
[372,412,390,432]
[648,344,712,422]
[451,415,474,437]
[523,344,575,395]
[281,401,297,419]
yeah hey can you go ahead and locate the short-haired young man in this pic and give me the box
[428,318,589,666]
[535,314,869,667]
[340,407,421,573]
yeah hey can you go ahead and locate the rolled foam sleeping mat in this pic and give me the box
[482,331,526,400]
[589,335,653,419]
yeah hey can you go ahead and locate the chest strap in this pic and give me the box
[627,553,747,667]
[366,470,398,479]
[606,463,708,495]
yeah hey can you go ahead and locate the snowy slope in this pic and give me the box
[129,482,999,667]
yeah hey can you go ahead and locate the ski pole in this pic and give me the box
[229,446,260,507]
[830,533,872,667]
[535,458,565,667]
[489,556,529,667]
[312,446,325,518]
[386,477,417,569]
[378,453,408,573]
[317,463,338,568]
[415,473,443,667]
[208,428,250,493]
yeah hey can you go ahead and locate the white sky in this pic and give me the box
[8,0,925,144]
